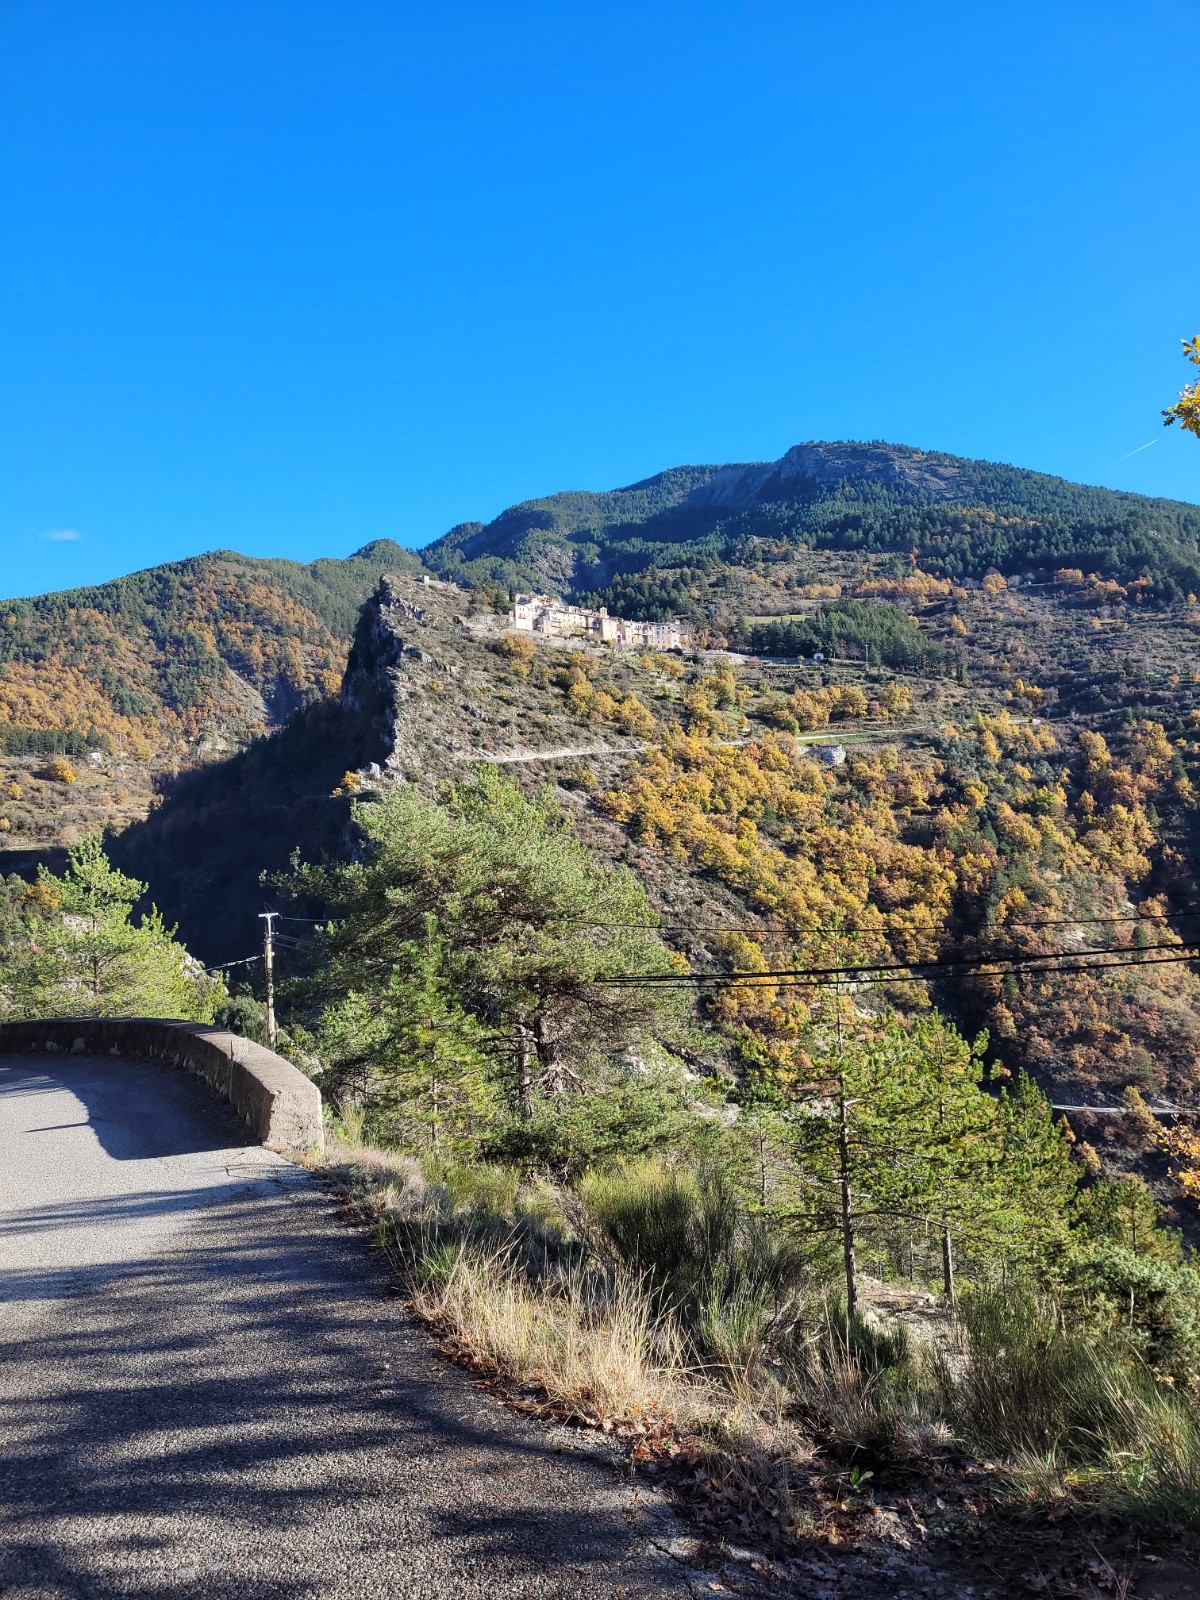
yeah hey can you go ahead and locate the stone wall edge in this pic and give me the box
[0,1017,324,1156]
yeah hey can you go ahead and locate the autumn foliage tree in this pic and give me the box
[1164,335,1200,439]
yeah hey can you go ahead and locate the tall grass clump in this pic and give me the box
[579,1162,810,1388]
[939,1287,1200,1528]
[410,1244,688,1425]
[325,1122,1200,1533]
[784,1298,937,1467]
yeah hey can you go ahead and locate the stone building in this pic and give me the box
[509,594,690,650]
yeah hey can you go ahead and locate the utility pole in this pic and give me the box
[259,911,278,1050]
[832,920,858,1329]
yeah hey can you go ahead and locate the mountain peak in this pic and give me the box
[773,440,966,500]
[677,440,970,514]
[420,438,1200,601]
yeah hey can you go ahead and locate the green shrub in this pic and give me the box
[1062,1246,1200,1392]
[938,1286,1200,1527]
[786,1301,925,1468]
[756,698,800,733]
[432,1161,522,1217]
[578,1162,809,1377]
[482,1078,705,1179]
[942,1287,1146,1463]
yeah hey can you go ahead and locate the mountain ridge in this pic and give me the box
[4,435,1200,864]
[8,440,1199,618]
[419,438,1200,606]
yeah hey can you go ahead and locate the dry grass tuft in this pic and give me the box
[320,1134,1200,1540]
[410,1246,695,1427]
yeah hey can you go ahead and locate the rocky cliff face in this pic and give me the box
[339,574,627,788]
[770,441,968,501]
[683,441,968,513]
[339,576,464,780]
[341,576,429,723]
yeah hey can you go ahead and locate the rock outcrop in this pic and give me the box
[683,441,968,513]
[339,574,631,787]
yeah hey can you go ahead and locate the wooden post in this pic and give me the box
[259,911,278,1051]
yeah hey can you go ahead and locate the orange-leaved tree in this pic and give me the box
[1161,1121,1200,1202]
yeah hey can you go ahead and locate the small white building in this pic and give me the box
[815,743,846,767]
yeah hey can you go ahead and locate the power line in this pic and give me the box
[550,904,1200,939]
[280,907,1200,956]
[255,909,1200,983]
[601,941,1200,990]
[268,899,1200,940]
[204,953,262,973]
[600,935,1200,984]
[812,949,1200,991]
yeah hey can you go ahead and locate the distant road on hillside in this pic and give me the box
[468,724,936,766]
[1052,1102,1188,1117]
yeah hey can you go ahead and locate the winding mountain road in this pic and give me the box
[0,1053,699,1599]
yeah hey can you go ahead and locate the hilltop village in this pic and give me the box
[509,592,691,649]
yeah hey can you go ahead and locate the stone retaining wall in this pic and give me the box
[0,1017,323,1156]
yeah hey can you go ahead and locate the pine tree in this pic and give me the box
[782,1003,1077,1313]
[782,1002,960,1317]
[288,768,690,1150]
[319,919,496,1151]
[995,1072,1080,1273]
[0,835,218,1021]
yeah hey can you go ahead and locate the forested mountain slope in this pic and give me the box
[115,569,1200,1136]
[5,441,1200,944]
[0,541,428,854]
[5,441,1198,772]
[0,539,426,759]
[9,447,1200,1563]
[423,440,1200,609]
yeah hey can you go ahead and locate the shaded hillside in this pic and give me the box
[108,698,379,967]
[423,440,1200,607]
[0,539,427,760]
[108,572,677,964]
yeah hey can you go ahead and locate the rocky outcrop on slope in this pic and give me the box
[682,442,968,513]
[339,574,636,788]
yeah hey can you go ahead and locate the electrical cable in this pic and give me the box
[601,934,1200,985]
[599,935,1200,985]
[204,954,262,972]
[548,904,1200,939]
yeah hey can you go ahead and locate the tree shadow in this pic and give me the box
[0,1187,687,1598]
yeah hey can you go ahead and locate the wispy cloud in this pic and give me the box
[43,528,81,542]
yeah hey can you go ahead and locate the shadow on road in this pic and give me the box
[0,1186,684,1599]
[0,1055,249,1160]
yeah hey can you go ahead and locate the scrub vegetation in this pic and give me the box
[8,439,1200,1580]
[288,758,1200,1564]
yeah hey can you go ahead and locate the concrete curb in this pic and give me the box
[0,1017,324,1156]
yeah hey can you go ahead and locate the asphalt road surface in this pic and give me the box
[0,1053,701,1599]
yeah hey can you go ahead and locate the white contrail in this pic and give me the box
[1114,439,1159,462]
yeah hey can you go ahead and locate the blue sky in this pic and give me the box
[2,0,1199,599]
